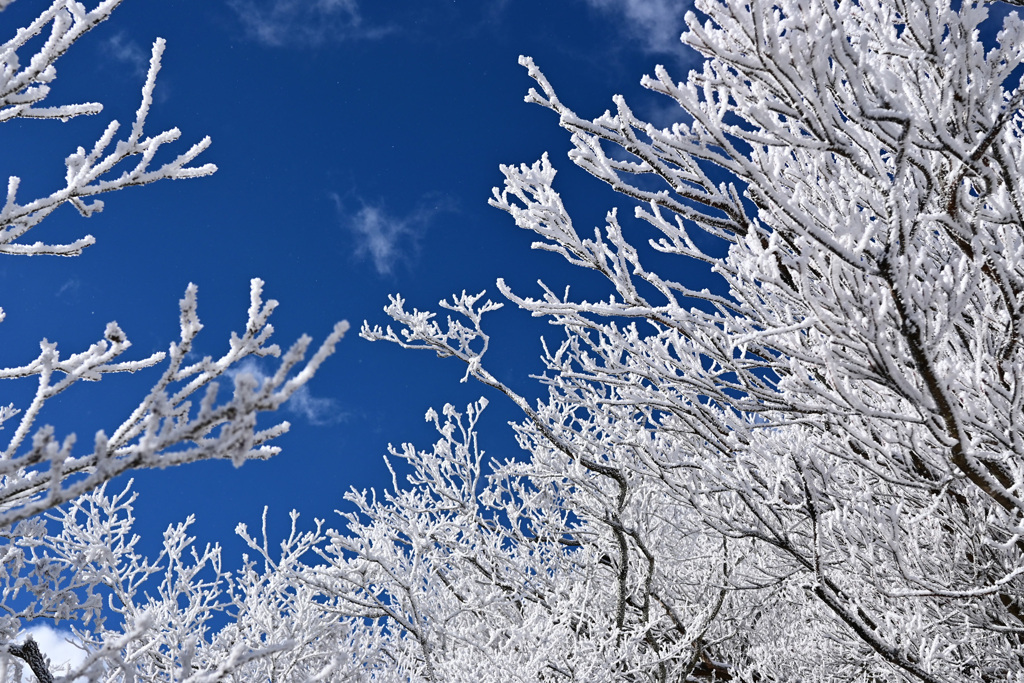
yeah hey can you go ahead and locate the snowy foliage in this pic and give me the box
[352,0,1024,680]
[5,0,1024,682]
[0,2,345,680]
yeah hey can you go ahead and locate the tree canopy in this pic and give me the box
[355,0,1024,680]
[4,0,1024,681]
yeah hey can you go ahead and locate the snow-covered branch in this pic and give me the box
[358,1,1024,680]
[0,2,346,680]
[0,3,217,256]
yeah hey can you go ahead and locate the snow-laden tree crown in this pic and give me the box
[3,0,1024,681]
[0,2,345,681]
[354,0,1024,680]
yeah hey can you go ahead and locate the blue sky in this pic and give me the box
[1,0,700,560]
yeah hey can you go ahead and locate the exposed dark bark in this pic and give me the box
[8,637,54,683]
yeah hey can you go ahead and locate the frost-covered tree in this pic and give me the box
[318,0,1024,680]
[14,0,1022,681]
[0,2,345,681]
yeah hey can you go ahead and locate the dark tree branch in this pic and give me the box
[8,637,54,683]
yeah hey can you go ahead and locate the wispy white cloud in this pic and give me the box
[332,194,449,276]
[227,0,391,47]
[56,277,80,298]
[103,32,148,76]
[581,0,690,54]
[229,359,345,427]
[342,204,416,276]
[284,386,344,427]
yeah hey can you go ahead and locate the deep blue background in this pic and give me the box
[0,0,702,561]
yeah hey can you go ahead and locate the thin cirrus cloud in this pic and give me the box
[103,32,149,76]
[228,358,347,427]
[56,277,81,298]
[580,0,689,54]
[225,0,391,48]
[332,194,448,277]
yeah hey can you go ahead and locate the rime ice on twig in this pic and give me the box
[357,1,1024,680]
[0,4,346,681]
[0,3,216,256]
[0,278,347,528]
